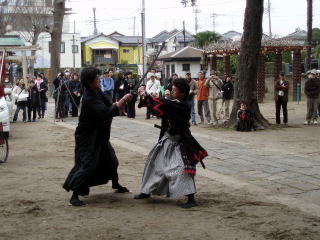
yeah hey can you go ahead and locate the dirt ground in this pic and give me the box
[1,121,320,240]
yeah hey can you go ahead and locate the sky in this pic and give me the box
[65,0,320,38]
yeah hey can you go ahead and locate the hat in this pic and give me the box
[310,69,317,75]
[210,70,217,75]
[150,73,155,77]
[172,73,178,77]
[64,69,70,72]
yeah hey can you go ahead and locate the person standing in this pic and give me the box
[35,74,48,118]
[134,79,208,208]
[63,67,133,206]
[145,74,161,119]
[125,71,137,119]
[100,69,114,103]
[185,72,198,125]
[196,71,212,125]
[274,72,289,124]
[12,80,28,123]
[165,73,178,92]
[27,80,40,122]
[220,75,233,121]
[69,72,82,117]
[206,70,223,125]
[304,69,320,125]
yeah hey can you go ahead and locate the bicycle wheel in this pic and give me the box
[0,133,8,163]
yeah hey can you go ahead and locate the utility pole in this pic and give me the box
[133,17,136,36]
[211,13,217,33]
[141,0,147,83]
[183,21,186,47]
[267,0,272,37]
[193,7,200,34]
[93,7,98,35]
[72,20,76,70]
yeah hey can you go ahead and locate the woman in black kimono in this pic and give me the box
[134,78,208,208]
[63,67,132,206]
[236,101,255,131]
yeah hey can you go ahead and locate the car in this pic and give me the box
[0,96,10,138]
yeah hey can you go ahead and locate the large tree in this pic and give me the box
[306,0,312,70]
[228,0,270,128]
[50,0,66,83]
[193,31,221,49]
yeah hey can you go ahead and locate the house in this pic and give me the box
[81,32,143,67]
[158,46,203,78]
[147,29,194,57]
[221,31,242,41]
[284,28,307,42]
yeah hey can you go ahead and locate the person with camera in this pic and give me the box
[304,69,320,125]
[274,72,289,125]
[63,67,133,206]
[185,72,198,125]
[219,74,234,121]
[125,71,137,119]
[68,72,82,117]
[206,70,224,125]
[35,74,48,119]
[53,72,68,120]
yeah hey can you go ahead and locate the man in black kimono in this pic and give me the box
[63,67,132,206]
[134,78,208,208]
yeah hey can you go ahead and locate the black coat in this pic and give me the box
[63,89,120,196]
[138,95,208,175]
[304,78,320,98]
[28,86,40,108]
[221,81,233,100]
[39,82,48,102]
[115,77,128,100]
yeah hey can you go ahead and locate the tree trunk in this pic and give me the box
[306,0,313,70]
[50,0,65,83]
[228,0,270,128]
[30,31,41,77]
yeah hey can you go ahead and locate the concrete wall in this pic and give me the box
[164,61,201,78]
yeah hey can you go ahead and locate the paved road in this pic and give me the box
[57,113,320,207]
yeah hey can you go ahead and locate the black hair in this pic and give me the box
[173,78,190,101]
[29,80,35,84]
[126,71,132,76]
[81,67,101,89]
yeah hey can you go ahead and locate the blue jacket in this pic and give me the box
[100,77,114,95]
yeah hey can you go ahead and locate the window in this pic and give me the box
[171,64,175,75]
[182,64,190,71]
[48,41,65,53]
[72,45,79,53]
[123,49,130,53]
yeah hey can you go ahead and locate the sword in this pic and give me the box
[131,42,166,94]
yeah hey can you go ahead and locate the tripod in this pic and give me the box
[54,77,80,122]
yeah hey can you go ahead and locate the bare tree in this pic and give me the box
[306,0,313,70]
[15,0,53,75]
[0,0,19,35]
[228,0,270,128]
[50,0,65,82]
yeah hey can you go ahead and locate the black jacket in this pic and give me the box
[63,89,120,196]
[28,86,40,108]
[221,81,233,100]
[304,78,320,98]
[138,95,208,175]
[68,80,82,95]
[115,77,128,100]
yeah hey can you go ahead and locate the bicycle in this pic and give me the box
[0,123,9,163]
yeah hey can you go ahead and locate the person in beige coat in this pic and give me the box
[206,70,223,125]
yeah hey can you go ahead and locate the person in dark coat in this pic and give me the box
[274,72,289,124]
[27,80,40,122]
[125,71,137,119]
[35,74,48,118]
[236,101,255,131]
[68,72,82,117]
[304,69,320,125]
[63,67,133,206]
[115,72,128,101]
[220,75,233,120]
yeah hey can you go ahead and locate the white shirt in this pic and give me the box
[278,80,285,96]
[146,79,161,97]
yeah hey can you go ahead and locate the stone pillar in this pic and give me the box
[210,55,217,72]
[274,51,282,79]
[223,55,231,75]
[292,50,302,101]
[257,53,265,103]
